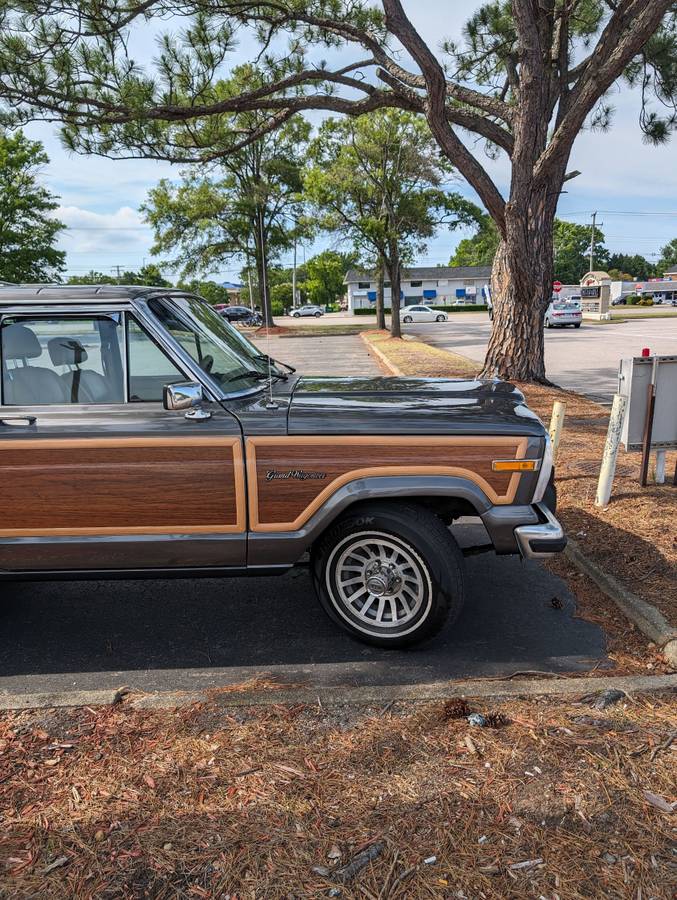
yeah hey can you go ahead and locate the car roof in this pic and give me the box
[0,284,192,304]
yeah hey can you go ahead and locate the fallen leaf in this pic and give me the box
[143,774,156,789]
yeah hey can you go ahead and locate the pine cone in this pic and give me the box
[442,698,471,720]
[484,712,511,728]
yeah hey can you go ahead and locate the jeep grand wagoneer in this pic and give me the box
[0,285,564,647]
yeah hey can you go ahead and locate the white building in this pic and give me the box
[344,265,492,313]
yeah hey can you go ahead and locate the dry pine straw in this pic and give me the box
[363,332,677,630]
[0,694,675,899]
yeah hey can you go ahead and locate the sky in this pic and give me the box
[23,1,677,283]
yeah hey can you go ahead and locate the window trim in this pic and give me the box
[124,311,192,404]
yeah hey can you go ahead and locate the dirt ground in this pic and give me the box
[363,332,677,630]
[1,691,675,899]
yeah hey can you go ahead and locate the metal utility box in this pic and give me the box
[618,355,677,451]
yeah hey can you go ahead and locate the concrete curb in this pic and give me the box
[1,672,675,711]
[360,332,403,376]
[565,539,677,667]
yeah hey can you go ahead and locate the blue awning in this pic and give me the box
[456,288,466,298]
[367,291,377,301]
[423,289,437,299]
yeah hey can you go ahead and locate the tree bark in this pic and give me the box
[253,209,275,329]
[376,258,386,330]
[481,193,557,382]
[387,245,402,339]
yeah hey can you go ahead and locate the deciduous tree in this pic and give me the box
[0,130,65,283]
[305,111,476,336]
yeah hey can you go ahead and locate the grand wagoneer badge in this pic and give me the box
[266,469,327,482]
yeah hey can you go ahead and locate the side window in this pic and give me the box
[126,316,186,402]
[1,315,124,406]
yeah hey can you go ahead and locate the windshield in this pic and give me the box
[149,296,281,390]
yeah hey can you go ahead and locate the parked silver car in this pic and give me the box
[291,305,324,318]
[545,301,582,328]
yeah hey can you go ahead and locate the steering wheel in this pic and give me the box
[201,354,214,374]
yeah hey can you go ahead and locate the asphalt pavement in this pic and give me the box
[406,314,677,402]
[0,523,607,699]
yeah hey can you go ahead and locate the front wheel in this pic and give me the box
[403,315,413,323]
[312,502,465,648]
[436,314,446,322]
[574,323,581,328]
[292,312,300,318]
[314,311,322,317]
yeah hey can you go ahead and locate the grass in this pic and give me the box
[247,323,374,337]
[1,693,675,898]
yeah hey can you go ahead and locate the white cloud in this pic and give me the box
[55,205,153,254]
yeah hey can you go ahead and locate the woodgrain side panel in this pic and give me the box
[0,437,245,536]
[247,436,529,533]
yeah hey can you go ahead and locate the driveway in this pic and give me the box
[408,314,677,402]
[253,332,379,375]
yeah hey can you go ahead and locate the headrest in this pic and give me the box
[2,324,42,360]
[48,337,88,366]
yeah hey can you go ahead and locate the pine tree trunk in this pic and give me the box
[480,195,556,383]
[388,245,402,339]
[376,258,386,330]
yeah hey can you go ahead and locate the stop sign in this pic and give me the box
[553,281,562,293]
[635,283,643,292]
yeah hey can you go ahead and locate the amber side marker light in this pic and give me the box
[492,459,539,472]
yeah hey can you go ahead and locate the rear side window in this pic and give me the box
[1,315,124,406]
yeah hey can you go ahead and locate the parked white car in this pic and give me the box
[400,305,448,323]
[545,301,582,328]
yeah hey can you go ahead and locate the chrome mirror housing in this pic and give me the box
[163,382,211,420]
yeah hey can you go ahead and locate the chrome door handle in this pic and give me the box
[0,416,37,426]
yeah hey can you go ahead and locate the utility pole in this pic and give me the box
[589,212,602,272]
[112,265,122,283]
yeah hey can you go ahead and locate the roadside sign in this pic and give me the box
[635,283,643,292]
[618,355,677,450]
[553,281,562,293]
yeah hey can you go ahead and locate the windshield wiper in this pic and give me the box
[228,369,288,384]
[253,353,296,374]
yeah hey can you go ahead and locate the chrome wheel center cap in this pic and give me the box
[366,574,389,596]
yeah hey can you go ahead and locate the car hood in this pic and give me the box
[287,376,545,437]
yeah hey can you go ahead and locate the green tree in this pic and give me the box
[553,221,609,284]
[140,66,311,328]
[656,238,677,272]
[449,212,500,267]
[305,111,476,336]
[607,252,655,280]
[2,2,676,379]
[0,130,65,283]
[67,264,171,286]
[303,250,356,308]
[176,279,232,305]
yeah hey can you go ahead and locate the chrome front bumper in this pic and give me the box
[514,502,567,559]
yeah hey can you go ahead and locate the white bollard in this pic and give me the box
[549,401,566,462]
[655,449,666,484]
[595,393,627,507]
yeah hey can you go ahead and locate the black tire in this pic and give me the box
[314,311,322,317]
[292,312,300,318]
[403,315,413,323]
[545,320,552,328]
[436,314,446,322]
[574,323,581,328]
[311,502,465,648]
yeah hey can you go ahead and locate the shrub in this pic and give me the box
[625,294,640,305]
[638,296,654,306]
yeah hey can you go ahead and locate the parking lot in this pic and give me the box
[0,529,606,700]
[406,313,677,401]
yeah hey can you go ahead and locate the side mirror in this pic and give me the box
[163,382,211,420]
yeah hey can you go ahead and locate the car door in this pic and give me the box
[0,306,245,573]
[411,306,426,322]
